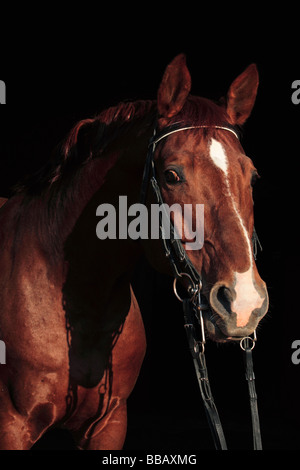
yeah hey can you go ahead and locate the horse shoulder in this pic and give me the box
[66,285,146,450]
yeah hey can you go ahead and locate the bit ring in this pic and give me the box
[173,273,196,302]
[240,336,256,351]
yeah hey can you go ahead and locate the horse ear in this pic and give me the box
[226,64,259,125]
[157,54,191,119]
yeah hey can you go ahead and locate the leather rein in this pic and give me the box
[140,122,263,450]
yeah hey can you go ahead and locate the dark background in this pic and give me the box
[0,24,299,451]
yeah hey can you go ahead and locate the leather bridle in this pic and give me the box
[140,122,263,450]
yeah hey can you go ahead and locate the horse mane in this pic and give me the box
[15,100,156,196]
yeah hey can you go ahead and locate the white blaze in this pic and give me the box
[209,139,229,174]
[232,268,264,327]
[209,138,264,326]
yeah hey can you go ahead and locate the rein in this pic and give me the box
[140,122,263,450]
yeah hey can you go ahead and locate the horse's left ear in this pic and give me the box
[226,64,259,125]
[157,54,191,119]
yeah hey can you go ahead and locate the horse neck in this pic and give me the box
[59,116,154,287]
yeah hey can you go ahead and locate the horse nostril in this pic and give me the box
[215,285,234,315]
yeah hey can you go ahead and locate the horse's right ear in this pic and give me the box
[226,64,259,125]
[157,54,191,120]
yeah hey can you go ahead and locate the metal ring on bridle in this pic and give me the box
[173,273,198,302]
[240,336,256,351]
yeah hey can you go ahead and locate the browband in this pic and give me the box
[150,124,240,147]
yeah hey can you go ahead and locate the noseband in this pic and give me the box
[140,122,263,450]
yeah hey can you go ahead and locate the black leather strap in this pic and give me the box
[183,299,263,450]
[183,299,227,450]
[150,176,201,286]
[244,343,263,450]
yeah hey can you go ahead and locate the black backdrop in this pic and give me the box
[0,27,299,452]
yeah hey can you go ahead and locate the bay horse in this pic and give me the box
[0,55,268,450]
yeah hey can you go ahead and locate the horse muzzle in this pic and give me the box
[205,280,269,343]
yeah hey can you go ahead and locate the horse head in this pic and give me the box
[150,54,268,343]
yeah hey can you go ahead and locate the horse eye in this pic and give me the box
[164,169,181,184]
